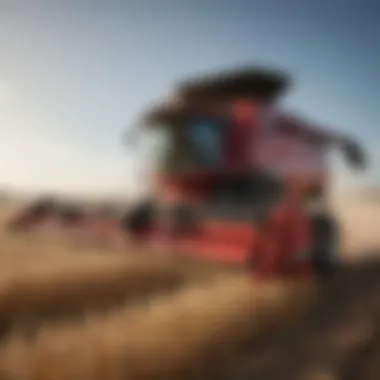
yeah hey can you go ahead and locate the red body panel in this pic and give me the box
[148,219,257,264]
[202,221,257,248]
[137,201,315,279]
[150,237,250,264]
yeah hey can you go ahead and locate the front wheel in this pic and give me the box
[121,200,156,241]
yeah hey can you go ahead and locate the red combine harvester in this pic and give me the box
[123,66,367,279]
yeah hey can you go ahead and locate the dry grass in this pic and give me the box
[0,222,318,380]
[0,275,316,380]
[0,195,377,379]
[0,257,185,339]
[0,238,197,338]
[0,226,244,342]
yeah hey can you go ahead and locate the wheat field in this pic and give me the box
[0,195,378,380]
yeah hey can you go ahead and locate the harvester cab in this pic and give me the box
[124,67,367,280]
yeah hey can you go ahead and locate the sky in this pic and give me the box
[0,0,378,198]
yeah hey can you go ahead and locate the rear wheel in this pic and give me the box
[310,213,339,280]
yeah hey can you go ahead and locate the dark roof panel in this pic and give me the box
[177,66,291,101]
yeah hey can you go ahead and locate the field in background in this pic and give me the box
[0,194,378,380]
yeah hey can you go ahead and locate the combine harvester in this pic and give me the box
[0,68,370,379]
[123,66,367,281]
[9,65,367,282]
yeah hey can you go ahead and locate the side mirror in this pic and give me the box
[343,141,367,170]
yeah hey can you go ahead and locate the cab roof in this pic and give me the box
[177,66,291,102]
[141,66,291,126]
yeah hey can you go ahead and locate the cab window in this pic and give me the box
[187,118,225,169]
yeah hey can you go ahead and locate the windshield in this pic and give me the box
[157,118,226,174]
[187,118,224,169]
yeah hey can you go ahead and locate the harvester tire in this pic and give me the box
[121,200,155,235]
[310,213,339,280]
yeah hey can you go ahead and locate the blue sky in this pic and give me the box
[0,0,378,196]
